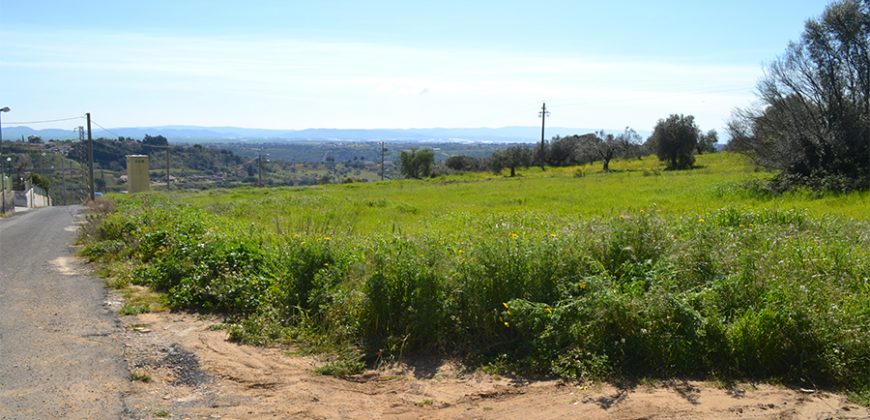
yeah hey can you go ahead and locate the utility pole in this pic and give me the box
[59,153,66,205]
[165,148,170,190]
[379,141,387,181]
[257,154,263,187]
[77,126,84,203]
[538,102,549,171]
[86,113,95,201]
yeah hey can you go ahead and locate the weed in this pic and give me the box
[119,304,150,316]
[79,153,870,395]
[130,370,152,383]
[314,358,366,377]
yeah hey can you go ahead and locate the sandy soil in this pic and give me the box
[109,302,869,420]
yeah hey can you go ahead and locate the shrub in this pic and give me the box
[79,196,870,394]
[362,238,445,355]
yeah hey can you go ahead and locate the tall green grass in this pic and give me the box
[80,153,870,398]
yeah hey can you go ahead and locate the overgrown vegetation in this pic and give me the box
[80,153,869,400]
[729,0,870,191]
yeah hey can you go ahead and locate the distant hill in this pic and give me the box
[3,125,648,144]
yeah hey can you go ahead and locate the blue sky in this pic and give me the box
[0,0,833,135]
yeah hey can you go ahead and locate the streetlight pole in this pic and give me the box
[0,107,10,214]
[0,106,8,144]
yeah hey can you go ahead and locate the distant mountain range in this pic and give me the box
[2,125,649,144]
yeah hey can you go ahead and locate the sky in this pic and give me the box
[0,0,835,136]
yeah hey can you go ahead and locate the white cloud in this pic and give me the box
[0,29,761,132]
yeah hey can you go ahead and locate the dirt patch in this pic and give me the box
[117,309,869,419]
[50,256,87,276]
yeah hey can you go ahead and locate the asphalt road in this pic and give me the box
[0,206,127,419]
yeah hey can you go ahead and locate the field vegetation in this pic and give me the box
[80,152,870,402]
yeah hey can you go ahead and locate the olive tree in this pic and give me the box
[588,128,643,172]
[399,148,434,179]
[490,146,532,177]
[647,114,699,170]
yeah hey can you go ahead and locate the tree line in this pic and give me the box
[405,1,870,192]
[400,119,718,179]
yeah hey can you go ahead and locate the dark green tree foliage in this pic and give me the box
[731,0,870,190]
[30,172,50,192]
[445,155,483,171]
[590,128,643,172]
[142,134,169,147]
[648,114,700,170]
[399,148,435,179]
[490,145,532,177]
[546,134,598,166]
[696,130,719,154]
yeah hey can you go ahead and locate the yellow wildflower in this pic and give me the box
[502,302,509,309]
[509,232,519,239]
[549,232,558,238]
[579,282,586,290]
[698,218,705,224]
[323,236,332,241]
[544,307,552,314]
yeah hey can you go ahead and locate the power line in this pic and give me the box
[6,116,84,125]
[90,119,172,149]
[88,119,126,140]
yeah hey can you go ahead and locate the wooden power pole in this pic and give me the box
[165,148,170,190]
[380,141,387,181]
[538,102,549,171]
[86,113,95,201]
[59,154,66,205]
[257,154,263,187]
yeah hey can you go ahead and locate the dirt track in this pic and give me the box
[119,310,869,419]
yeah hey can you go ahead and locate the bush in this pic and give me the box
[363,239,445,354]
[80,197,870,393]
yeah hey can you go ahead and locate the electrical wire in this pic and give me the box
[88,119,124,140]
[5,116,84,125]
[89,119,171,149]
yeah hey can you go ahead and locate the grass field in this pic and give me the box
[80,152,870,401]
[181,152,869,238]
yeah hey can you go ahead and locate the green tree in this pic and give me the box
[696,129,718,154]
[730,0,870,190]
[399,149,435,179]
[31,172,51,192]
[588,128,642,172]
[142,134,168,147]
[490,146,532,177]
[648,114,699,170]
[546,134,597,166]
[445,155,482,171]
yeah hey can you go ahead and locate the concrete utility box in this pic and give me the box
[126,155,150,193]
